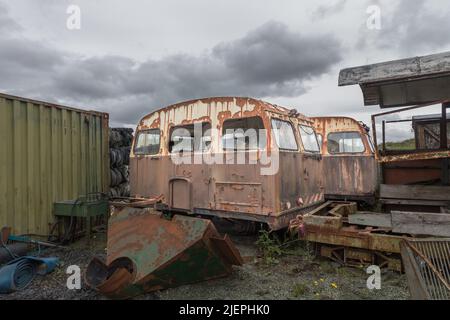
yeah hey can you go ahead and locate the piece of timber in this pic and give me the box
[392,211,450,237]
[380,184,450,201]
[380,198,450,207]
[303,225,405,253]
[348,212,392,228]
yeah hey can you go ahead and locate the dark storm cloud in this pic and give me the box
[360,0,450,53]
[53,56,135,99]
[0,14,342,124]
[0,38,64,98]
[214,21,341,88]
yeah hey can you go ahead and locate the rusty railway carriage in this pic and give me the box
[130,97,325,230]
[312,117,378,204]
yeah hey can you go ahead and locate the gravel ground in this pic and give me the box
[0,233,410,300]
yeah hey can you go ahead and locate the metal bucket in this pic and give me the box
[85,207,243,299]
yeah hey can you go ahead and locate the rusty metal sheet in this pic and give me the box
[378,150,450,163]
[109,195,164,208]
[290,202,406,255]
[382,159,445,184]
[85,207,243,299]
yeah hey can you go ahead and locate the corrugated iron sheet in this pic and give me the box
[0,93,110,235]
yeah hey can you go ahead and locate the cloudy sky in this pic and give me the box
[1,0,450,136]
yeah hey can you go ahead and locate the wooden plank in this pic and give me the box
[348,212,392,228]
[380,198,449,207]
[339,51,450,86]
[380,184,450,201]
[392,211,450,237]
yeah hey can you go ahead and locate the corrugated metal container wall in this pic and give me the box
[0,93,110,235]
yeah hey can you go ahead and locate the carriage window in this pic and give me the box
[299,125,320,153]
[169,122,211,153]
[271,118,298,151]
[134,129,160,155]
[222,117,266,150]
[328,132,365,154]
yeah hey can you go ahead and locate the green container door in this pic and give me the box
[0,93,110,235]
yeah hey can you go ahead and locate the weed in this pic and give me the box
[318,260,335,274]
[256,230,317,265]
[255,230,282,265]
[291,282,309,297]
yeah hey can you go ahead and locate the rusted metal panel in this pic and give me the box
[0,92,110,235]
[130,97,324,230]
[379,151,450,163]
[312,117,378,202]
[290,202,406,255]
[85,207,243,299]
[382,159,445,184]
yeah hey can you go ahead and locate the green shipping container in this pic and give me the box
[0,92,110,235]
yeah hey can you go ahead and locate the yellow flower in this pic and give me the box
[331,283,338,289]
[313,281,319,286]
[320,278,325,282]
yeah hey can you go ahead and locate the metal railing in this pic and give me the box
[401,238,450,300]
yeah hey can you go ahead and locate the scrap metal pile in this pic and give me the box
[289,202,406,271]
[289,201,450,273]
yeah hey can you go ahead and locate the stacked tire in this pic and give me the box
[109,128,133,198]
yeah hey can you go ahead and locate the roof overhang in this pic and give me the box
[339,51,450,108]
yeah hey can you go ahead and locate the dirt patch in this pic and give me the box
[0,233,410,300]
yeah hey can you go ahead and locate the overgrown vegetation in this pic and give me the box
[255,230,283,265]
[379,138,415,150]
[291,282,309,297]
[255,230,315,265]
